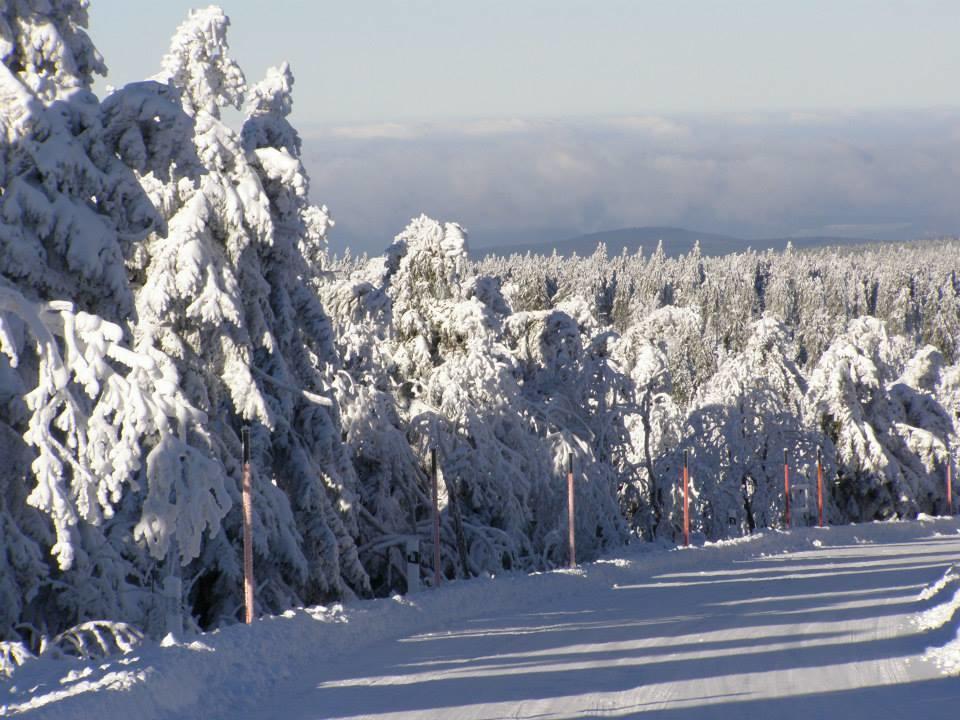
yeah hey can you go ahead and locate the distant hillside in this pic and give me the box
[469,226,886,259]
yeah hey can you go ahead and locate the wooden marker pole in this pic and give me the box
[567,453,576,567]
[816,447,824,528]
[784,448,790,529]
[683,450,690,547]
[241,426,254,625]
[947,460,953,516]
[432,448,440,587]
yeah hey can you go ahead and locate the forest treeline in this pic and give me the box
[0,3,957,654]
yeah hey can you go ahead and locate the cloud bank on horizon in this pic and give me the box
[302,109,960,256]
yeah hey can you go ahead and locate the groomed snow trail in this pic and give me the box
[252,523,960,720]
[6,520,960,719]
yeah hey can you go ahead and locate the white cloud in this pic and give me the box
[455,118,532,136]
[320,118,534,141]
[302,110,960,255]
[328,122,426,140]
[603,115,690,138]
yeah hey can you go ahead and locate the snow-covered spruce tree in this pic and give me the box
[317,252,429,594]
[385,217,537,577]
[241,61,369,602]
[631,304,708,412]
[502,293,626,564]
[0,0,231,641]
[804,317,951,520]
[699,250,766,361]
[609,326,682,538]
[126,7,366,623]
[551,243,620,327]
[356,215,624,579]
[553,292,641,548]
[888,345,956,514]
[0,0,158,319]
[317,238,453,594]
[410,295,540,576]
[0,282,231,639]
[937,359,960,509]
[0,319,45,642]
[499,251,559,312]
[622,306,714,542]
[680,318,823,539]
[0,0,108,642]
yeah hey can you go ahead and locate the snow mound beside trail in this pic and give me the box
[915,563,960,675]
[916,563,960,605]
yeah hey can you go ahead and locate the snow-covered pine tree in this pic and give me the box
[631,304,706,412]
[0,0,231,641]
[121,6,367,622]
[316,247,431,594]
[386,217,539,577]
[937,359,960,512]
[503,297,626,564]
[804,317,950,520]
[241,61,369,601]
[609,326,682,538]
[0,281,231,637]
[0,0,158,320]
[0,309,45,640]
[682,317,822,538]
[887,345,955,514]
[499,251,559,312]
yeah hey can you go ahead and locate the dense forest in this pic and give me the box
[0,2,957,660]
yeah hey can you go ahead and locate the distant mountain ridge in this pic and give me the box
[469,226,896,259]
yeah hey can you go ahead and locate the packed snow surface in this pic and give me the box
[4,517,960,719]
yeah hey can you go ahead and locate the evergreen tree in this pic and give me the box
[805,317,949,520]
[242,61,369,601]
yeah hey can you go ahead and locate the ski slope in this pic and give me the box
[6,518,960,719]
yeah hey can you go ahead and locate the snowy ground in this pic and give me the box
[4,518,960,719]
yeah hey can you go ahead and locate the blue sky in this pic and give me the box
[88,1,960,254]
[91,0,960,123]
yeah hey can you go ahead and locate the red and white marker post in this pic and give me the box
[783,448,790,529]
[241,426,254,625]
[947,460,953,516]
[567,453,576,567]
[431,448,441,587]
[816,447,824,528]
[683,450,690,547]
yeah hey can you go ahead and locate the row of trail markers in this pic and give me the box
[234,430,958,621]
[784,449,957,530]
[426,445,952,584]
